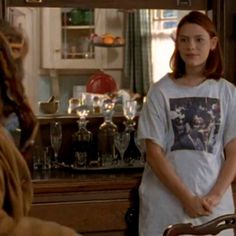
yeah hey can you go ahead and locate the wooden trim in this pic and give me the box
[6,0,209,10]
[0,0,7,19]
[32,172,142,194]
[211,0,224,59]
[30,170,142,234]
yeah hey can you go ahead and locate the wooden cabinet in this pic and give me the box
[29,170,142,235]
[29,170,236,236]
[42,8,124,70]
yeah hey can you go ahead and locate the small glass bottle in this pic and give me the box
[123,120,141,165]
[97,99,118,167]
[72,119,92,167]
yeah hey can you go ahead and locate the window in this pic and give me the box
[151,10,191,83]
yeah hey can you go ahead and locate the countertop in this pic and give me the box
[31,168,143,194]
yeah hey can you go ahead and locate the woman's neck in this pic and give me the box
[175,72,206,87]
[177,65,206,86]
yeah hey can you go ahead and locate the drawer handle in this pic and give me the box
[25,0,42,3]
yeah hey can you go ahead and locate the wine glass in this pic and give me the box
[123,100,137,122]
[123,99,138,131]
[50,121,62,167]
[114,131,130,165]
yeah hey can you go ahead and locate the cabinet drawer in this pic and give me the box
[30,199,130,233]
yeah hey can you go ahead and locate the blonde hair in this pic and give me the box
[0,20,37,149]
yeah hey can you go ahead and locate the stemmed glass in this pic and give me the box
[114,132,130,165]
[123,100,138,133]
[50,121,62,167]
[123,99,138,122]
[122,99,141,165]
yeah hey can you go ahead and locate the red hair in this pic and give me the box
[170,11,223,80]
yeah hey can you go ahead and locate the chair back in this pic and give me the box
[163,214,236,236]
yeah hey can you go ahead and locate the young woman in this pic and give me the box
[0,20,81,236]
[138,11,236,236]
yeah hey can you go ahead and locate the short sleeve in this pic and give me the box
[138,86,168,151]
[223,84,236,147]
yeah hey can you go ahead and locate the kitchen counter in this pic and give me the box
[32,168,142,194]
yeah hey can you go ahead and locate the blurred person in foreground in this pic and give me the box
[0,19,80,236]
[138,11,236,236]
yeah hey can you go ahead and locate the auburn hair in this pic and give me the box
[169,11,223,80]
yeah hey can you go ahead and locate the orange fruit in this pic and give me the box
[103,35,115,45]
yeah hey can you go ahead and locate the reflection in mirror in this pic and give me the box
[6,7,199,114]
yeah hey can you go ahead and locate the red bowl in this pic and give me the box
[86,71,117,94]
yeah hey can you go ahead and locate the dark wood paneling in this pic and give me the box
[222,0,236,84]
[6,0,208,10]
[0,0,7,19]
[210,0,236,84]
[30,170,142,235]
[30,200,130,233]
[30,170,236,235]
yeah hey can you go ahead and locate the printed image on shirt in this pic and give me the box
[170,97,220,153]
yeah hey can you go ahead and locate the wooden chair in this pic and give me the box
[163,214,236,236]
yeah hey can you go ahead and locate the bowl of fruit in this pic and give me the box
[90,33,125,47]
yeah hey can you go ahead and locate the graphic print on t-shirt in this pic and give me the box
[170,97,220,153]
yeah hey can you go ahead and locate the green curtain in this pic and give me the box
[123,9,152,96]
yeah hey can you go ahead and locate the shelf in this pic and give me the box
[93,43,125,47]
[36,112,125,119]
[59,162,144,173]
[62,25,95,30]
[62,52,94,59]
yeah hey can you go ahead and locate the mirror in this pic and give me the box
[6,7,207,114]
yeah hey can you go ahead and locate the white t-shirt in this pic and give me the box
[138,74,236,236]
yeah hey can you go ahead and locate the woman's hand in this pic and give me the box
[202,193,221,212]
[146,139,213,218]
[183,195,212,218]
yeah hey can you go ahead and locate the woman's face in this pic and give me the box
[177,23,217,70]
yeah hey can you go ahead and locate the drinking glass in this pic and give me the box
[123,100,137,121]
[114,131,130,165]
[50,121,62,167]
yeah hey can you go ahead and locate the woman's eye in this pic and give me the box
[179,38,186,42]
[197,38,204,42]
